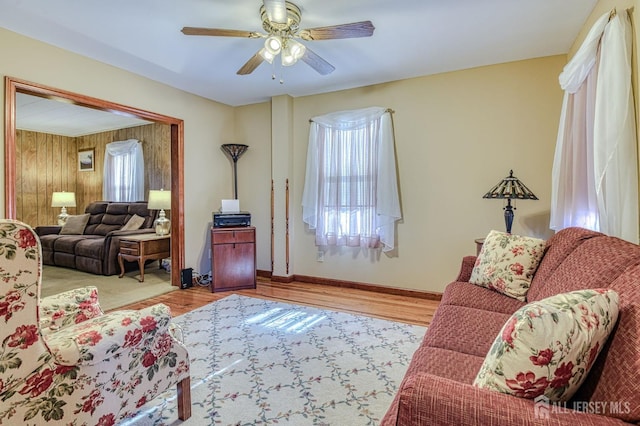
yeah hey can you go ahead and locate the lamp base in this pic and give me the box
[154,209,171,236]
[504,200,515,234]
[57,207,69,226]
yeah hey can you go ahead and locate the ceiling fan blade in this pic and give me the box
[237,51,266,75]
[299,21,375,41]
[300,47,335,76]
[263,0,288,24]
[181,27,260,38]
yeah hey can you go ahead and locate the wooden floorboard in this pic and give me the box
[114,278,439,327]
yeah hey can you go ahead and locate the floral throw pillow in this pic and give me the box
[469,230,545,301]
[473,288,619,402]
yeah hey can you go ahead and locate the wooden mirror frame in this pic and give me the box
[4,76,184,286]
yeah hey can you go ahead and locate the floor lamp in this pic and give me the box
[221,144,249,199]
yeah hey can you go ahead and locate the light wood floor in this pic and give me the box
[115,278,440,327]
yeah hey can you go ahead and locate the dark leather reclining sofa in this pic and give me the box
[36,201,157,275]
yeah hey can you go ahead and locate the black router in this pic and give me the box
[180,268,193,289]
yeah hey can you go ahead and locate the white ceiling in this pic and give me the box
[1,0,597,109]
[16,93,152,137]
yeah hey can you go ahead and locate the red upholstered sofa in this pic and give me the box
[382,227,640,425]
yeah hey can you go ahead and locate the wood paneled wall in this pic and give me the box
[16,123,170,228]
[16,130,77,227]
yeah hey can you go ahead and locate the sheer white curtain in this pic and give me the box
[302,107,401,252]
[594,13,638,242]
[103,139,145,202]
[550,11,638,243]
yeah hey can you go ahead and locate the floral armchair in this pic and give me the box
[0,220,191,425]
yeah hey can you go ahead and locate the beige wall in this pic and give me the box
[233,102,272,272]
[0,27,236,274]
[2,26,567,293]
[236,56,565,292]
[289,57,564,292]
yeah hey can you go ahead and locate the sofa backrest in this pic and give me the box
[528,227,640,422]
[83,201,155,236]
[126,202,156,229]
[527,227,640,300]
[527,227,601,298]
[83,201,109,235]
[574,262,640,422]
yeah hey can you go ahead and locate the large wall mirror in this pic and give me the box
[4,76,184,286]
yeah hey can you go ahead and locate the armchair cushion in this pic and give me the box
[473,289,619,402]
[39,286,103,336]
[44,304,172,366]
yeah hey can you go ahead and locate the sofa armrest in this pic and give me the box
[44,303,173,366]
[40,286,103,336]
[396,373,627,426]
[35,225,62,236]
[455,256,477,282]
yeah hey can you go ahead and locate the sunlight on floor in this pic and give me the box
[245,307,326,333]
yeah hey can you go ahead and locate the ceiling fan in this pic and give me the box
[181,0,375,77]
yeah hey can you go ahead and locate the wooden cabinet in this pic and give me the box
[211,226,256,292]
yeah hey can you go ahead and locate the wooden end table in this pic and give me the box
[118,234,170,282]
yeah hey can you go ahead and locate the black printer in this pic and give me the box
[213,211,251,227]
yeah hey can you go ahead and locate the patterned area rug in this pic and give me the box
[126,294,426,425]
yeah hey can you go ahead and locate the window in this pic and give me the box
[103,139,145,202]
[302,107,401,252]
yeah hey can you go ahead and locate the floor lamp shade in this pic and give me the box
[482,170,538,234]
[51,192,76,226]
[148,189,171,236]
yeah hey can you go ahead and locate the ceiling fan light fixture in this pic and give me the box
[281,45,297,66]
[259,47,275,64]
[289,39,306,60]
[264,35,282,55]
[183,1,375,78]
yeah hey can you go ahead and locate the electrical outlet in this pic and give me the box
[316,251,324,262]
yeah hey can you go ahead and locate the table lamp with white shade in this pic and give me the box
[51,191,76,226]
[148,189,171,236]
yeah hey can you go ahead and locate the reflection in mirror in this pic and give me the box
[5,76,185,287]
